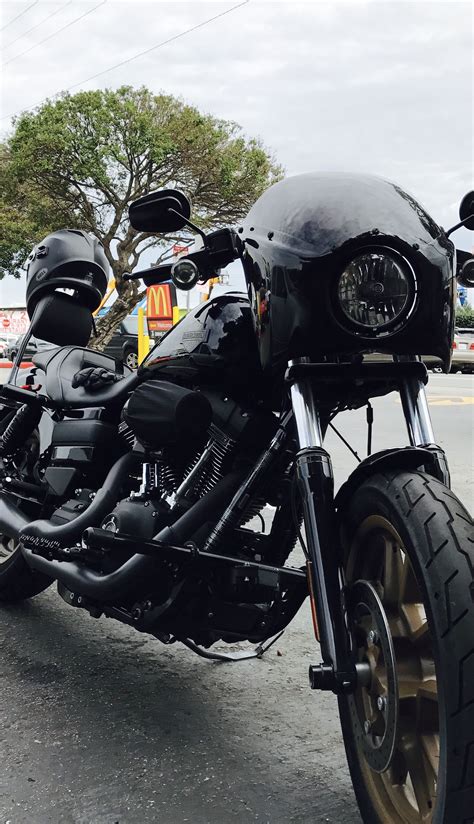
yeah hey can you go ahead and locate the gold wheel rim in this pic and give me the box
[0,534,18,565]
[347,515,439,824]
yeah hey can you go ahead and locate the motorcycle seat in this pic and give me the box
[32,346,139,408]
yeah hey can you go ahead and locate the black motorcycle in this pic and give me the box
[1,173,473,824]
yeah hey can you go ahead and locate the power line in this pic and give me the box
[1,0,249,121]
[4,1,73,50]
[63,0,250,91]
[0,0,38,32]
[3,0,107,67]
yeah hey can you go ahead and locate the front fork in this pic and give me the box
[291,375,357,694]
[396,356,450,486]
[290,357,448,694]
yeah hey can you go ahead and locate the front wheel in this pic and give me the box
[338,471,474,824]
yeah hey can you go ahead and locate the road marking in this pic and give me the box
[428,397,474,406]
[395,396,474,406]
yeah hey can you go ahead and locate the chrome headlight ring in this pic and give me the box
[334,247,418,337]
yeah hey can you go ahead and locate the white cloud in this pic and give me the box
[0,0,472,305]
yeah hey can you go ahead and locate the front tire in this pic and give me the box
[338,471,474,824]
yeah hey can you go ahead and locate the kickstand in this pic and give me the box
[179,630,285,662]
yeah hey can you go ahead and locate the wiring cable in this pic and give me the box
[1,1,38,32]
[1,0,250,120]
[3,0,107,66]
[4,1,73,50]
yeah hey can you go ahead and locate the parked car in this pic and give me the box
[7,335,57,362]
[451,327,474,372]
[0,333,20,358]
[103,315,139,370]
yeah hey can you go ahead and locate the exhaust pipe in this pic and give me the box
[19,452,138,550]
[22,467,246,603]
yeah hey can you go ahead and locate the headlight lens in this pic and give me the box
[337,252,414,332]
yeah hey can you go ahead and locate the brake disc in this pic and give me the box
[346,579,399,773]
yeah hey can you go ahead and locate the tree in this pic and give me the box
[456,306,474,328]
[1,86,283,346]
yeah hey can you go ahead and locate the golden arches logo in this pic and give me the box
[147,284,172,319]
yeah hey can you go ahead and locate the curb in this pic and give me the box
[0,362,33,369]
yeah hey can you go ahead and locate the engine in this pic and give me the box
[101,380,276,546]
[26,377,300,649]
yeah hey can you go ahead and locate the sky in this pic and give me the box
[0,0,473,306]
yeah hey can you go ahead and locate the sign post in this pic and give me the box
[137,307,150,365]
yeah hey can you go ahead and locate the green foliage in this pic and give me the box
[2,86,282,282]
[456,305,474,329]
[1,86,282,343]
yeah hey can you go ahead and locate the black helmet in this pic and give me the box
[25,229,109,319]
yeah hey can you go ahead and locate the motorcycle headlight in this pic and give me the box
[336,251,416,334]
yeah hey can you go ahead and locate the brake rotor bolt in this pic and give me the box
[377,696,387,712]
[368,630,379,645]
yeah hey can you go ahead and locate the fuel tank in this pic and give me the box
[239,172,455,374]
[140,292,263,400]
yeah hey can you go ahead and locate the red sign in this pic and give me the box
[147,283,173,319]
[0,310,28,335]
[148,319,173,333]
[146,283,177,337]
[172,244,189,258]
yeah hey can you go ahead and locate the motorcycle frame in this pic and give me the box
[1,353,450,692]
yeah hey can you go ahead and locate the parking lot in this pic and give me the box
[0,372,472,824]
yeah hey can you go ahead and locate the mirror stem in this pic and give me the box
[167,208,208,246]
[446,212,474,237]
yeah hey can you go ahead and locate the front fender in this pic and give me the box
[335,445,450,514]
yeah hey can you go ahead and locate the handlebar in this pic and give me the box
[123,262,172,285]
[124,228,243,290]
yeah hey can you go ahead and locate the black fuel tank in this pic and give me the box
[140,292,263,399]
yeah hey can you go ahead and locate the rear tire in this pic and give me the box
[0,423,52,603]
[338,471,474,824]
[0,536,52,602]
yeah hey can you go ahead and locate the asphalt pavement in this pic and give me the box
[0,373,472,824]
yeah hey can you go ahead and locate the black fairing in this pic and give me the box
[140,293,263,400]
[239,172,455,374]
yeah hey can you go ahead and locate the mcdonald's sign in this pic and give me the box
[146,282,177,334]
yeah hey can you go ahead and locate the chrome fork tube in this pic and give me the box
[290,380,323,449]
[290,359,356,693]
[395,355,435,446]
[399,377,435,446]
[395,355,450,486]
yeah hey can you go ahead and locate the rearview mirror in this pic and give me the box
[459,191,474,231]
[129,189,192,233]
